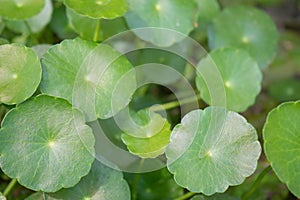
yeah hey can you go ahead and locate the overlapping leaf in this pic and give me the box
[121,109,171,158]
[40,37,135,120]
[26,160,130,200]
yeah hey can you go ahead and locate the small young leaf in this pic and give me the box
[26,160,130,200]
[208,6,278,68]
[0,95,95,192]
[196,47,262,112]
[4,0,53,34]
[263,101,300,198]
[166,107,261,195]
[125,0,197,46]
[40,37,135,120]
[0,44,42,105]
[64,0,128,19]
[121,110,171,158]
[0,0,45,20]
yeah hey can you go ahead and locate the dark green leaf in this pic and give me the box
[208,6,278,68]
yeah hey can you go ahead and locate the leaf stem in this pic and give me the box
[93,19,101,42]
[149,93,201,112]
[175,191,196,200]
[242,165,272,200]
[24,21,39,45]
[3,178,17,197]
[132,158,144,200]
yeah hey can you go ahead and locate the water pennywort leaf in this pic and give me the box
[0,44,42,105]
[263,101,300,198]
[166,107,261,195]
[0,95,95,192]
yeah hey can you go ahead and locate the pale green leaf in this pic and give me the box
[121,110,171,158]
[196,47,262,112]
[263,101,300,198]
[0,95,95,192]
[0,44,42,105]
[166,107,261,195]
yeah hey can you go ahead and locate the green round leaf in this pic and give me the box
[121,110,171,158]
[4,0,53,34]
[166,107,261,195]
[0,0,45,20]
[40,37,135,120]
[263,101,300,198]
[196,47,262,112]
[208,6,278,68]
[125,0,196,46]
[0,44,42,105]
[27,160,130,200]
[64,0,128,19]
[0,95,95,192]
